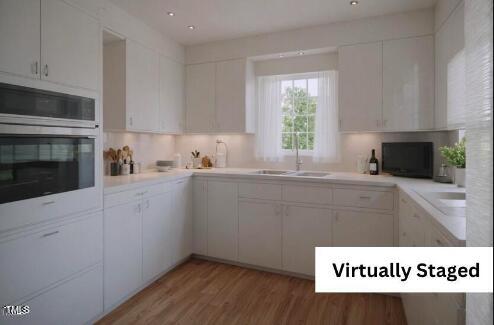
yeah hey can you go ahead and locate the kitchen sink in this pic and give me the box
[249,170,295,175]
[293,171,330,177]
[416,191,466,217]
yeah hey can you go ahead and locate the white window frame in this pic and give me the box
[279,72,319,156]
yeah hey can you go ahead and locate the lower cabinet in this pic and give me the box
[171,178,193,262]
[332,210,394,246]
[207,180,238,261]
[142,191,172,283]
[104,201,142,310]
[238,200,282,269]
[282,205,331,275]
[192,178,208,255]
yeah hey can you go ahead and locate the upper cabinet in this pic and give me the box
[160,55,185,133]
[41,0,99,90]
[435,1,465,129]
[382,36,434,131]
[126,39,160,132]
[0,0,99,91]
[103,37,185,134]
[185,59,255,133]
[0,0,41,79]
[339,36,434,132]
[339,42,383,132]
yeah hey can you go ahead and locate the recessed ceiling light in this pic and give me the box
[187,25,195,30]
[350,1,359,5]
[167,11,175,16]
[298,51,304,55]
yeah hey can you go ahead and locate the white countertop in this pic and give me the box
[104,167,465,242]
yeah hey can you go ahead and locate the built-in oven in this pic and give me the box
[0,83,101,232]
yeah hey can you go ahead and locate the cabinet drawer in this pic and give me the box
[333,210,394,246]
[0,212,103,306]
[5,266,103,325]
[104,183,166,208]
[333,188,394,210]
[282,185,332,205]
[239,183,281,200]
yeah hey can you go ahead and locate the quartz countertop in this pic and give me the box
[104,167,465,242]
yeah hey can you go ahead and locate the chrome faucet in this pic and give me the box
[294,132,303,171]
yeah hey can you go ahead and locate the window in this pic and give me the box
[281,76,318,152]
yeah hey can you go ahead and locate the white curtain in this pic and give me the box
[255,75,283,161]
[313,71,341,163]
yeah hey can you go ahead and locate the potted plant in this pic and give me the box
[439,138,466,187]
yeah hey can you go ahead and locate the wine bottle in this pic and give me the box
[369,149,379,175]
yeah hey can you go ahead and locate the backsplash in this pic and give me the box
[175,131,457,177]
[103,132,176,172]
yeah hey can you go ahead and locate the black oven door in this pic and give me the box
[0,136,95,204]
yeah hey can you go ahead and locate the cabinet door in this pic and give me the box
[215,59,246,132]
[104,201,142,309]
[142,192,172,283]
[332,210,393,246]
[160,55,185,133]
[339,42,383,132]
[192,179,208,255]
[207,181,238,261]
[41,0,99,90]
[185,63,215,132]
[126,40,160,132]
[383,36,434,131]
[0,0,40,78]
[282,205,331,275]
[171,179,193,263]
[238,200,282,269]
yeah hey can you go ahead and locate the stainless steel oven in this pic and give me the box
[0,83,101,232]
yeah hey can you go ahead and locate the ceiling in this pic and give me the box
[109,0,437,46]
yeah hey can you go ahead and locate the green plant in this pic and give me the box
[440,138,466,168]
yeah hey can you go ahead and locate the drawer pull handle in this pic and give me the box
[412,214,420,219]
[41,230,59,238]
[42,201,55,206]
[359,196,371,200]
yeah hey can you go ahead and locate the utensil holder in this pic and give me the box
[110,162,119,176]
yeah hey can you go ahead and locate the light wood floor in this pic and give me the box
[96,258,407,325]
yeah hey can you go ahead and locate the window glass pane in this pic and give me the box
[293,115,307,133]
[298,133,308,150]
[308,96,317,114]
[294,79,306,90]
[308,133,315,150]
[282,80,293,115]
[281,80,292,96]
[308,78,318,97]
[282,115,293,132]
[308,115,315,132]
[282,133,293,150]
[293,88,308,114]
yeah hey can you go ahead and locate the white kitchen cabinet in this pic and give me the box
[104,201,142,310]
[159,55,185,133]
[207,180,238,261]
[192,179,208,255]
[238,200,282,269]
[398,194,427,247]
[126,39,160,132]
[435,1,465,129]
[142,191,173,283]
[339,42,383,132]
[11,265,103,325]
[171,178,193,263]
[186,63,216,133]
[0,0,41,79]
[41,0,99,90]
[282,205,331,275]
[383,36,434,131]
[103,39,160,132]
[332,210,393,246]
[185,59,255,133]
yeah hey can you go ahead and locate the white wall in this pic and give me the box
[175,131,453,176]
[186,9,434,64]
[255,53,338,76]
[103,132,176,172]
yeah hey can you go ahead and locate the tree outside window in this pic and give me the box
[281,78,317,151]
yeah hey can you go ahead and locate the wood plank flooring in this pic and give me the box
[96,258,407,325]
